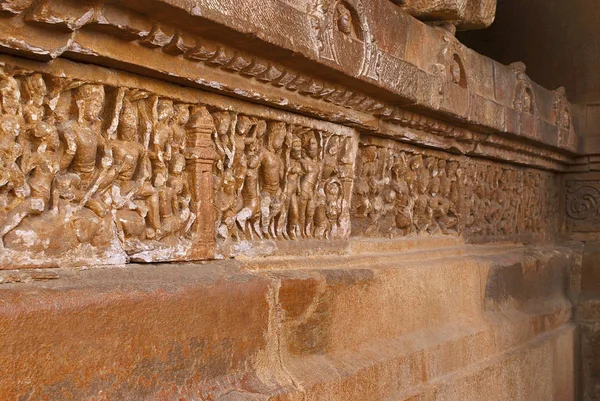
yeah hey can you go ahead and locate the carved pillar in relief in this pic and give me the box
[184,106,216,259]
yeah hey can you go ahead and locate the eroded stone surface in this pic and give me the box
[0,243,576,400]
[391,0,497,30]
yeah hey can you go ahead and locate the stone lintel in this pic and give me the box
[0,0,580,157]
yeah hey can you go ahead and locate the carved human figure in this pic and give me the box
[60,84,107,187]
[232,115,255,195]
[324,178,342,238]
[516,86,534,114]
[469,168,488,235]
[432,160,458,234]
[149,99,175,177]
[0,125,60,247]
[259,121,286,238]
[427,174,442,234]
[75,153,120,219]
[313,186,328,239]
[353,145,378,218]
[411,155,432,234]
[215,171,239,241]
[51,173,83,215]
[167,153,194,237]
[298,131,322,237]
[322,135,340,180]
[108,98,160,240]
[559,107,571,129]
[171,103,190,155]
[237,142,262,240]
[279,135,303,240]
[0,120,26,207]
[155,159,191,241]
[0,72,26,203]
[389,154,413,236]
[439,159,459,234]
[212,111,234,174]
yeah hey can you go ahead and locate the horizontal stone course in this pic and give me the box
[0,242,576,400]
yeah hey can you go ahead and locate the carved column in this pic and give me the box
[184,106,217,259]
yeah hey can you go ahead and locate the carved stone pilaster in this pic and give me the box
[183,106,216,260]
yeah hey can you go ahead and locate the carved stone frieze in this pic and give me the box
[212,111,357,257]
[352,136,558,240]
[0,58,219,268]
[0,54,360,266]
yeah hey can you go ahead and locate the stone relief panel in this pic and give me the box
[312,0,381,80]
[212,112,357,257]
[566,180,600,233]
[0,55,360,265]
[352,136,558,240]
[0,62,215,268]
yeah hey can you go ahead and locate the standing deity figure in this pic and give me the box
[390,154,414,236]
[156,154,193,240]
[322,136,340,180]
[298,131,322,237]
[167,153,194,237]
[470,168,488,235]
[433,159,458,234]
[279,135,303,240]
[259,121,286,238]
[215,171,239,241]
[232,115,256,196]
[21,74,58,160]
[324,179,343,238]
[353,145,378,218]
[411,155,432,234]
[428,173,446,235]
[237,142,262,240]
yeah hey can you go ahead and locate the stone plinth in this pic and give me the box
[0,241,576,400]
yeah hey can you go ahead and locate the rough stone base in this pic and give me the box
[0,240,575,400]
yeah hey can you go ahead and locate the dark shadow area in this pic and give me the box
[458,0,600,104]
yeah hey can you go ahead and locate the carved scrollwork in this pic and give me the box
[565,181,600,233]
[566,186,600,221]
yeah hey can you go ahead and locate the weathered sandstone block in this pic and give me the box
[391,0,497,30]
[0,241,576,400]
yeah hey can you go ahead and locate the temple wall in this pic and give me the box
[0,0,585,400]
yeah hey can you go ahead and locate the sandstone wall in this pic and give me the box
[0,0,584,400]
